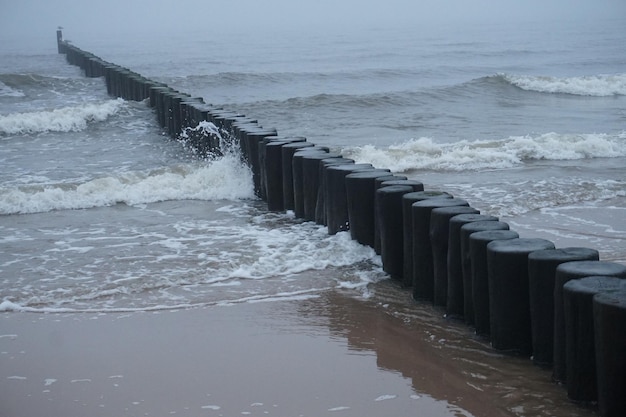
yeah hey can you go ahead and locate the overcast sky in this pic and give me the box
[1,0,624,48]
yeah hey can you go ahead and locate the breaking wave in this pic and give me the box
[341,131,626,172]
[0,98,125,135]
[499,72,626,96]
[0,158,254,215]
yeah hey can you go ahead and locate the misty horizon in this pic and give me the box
[2,0,625,51]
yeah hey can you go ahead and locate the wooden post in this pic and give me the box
[56,29,63,53]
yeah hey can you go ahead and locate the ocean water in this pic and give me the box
[1,16,625,315]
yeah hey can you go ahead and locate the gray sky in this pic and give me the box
[1,0,624,47]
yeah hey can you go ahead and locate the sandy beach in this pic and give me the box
[1,280,601,417]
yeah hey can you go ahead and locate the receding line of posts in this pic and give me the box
[56,30,626,417]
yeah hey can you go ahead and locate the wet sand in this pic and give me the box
[1,282,600,417]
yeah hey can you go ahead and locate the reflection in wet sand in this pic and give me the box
[297,282,598,417]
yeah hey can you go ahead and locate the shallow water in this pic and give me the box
[0,200,384,312]
[0,287,601,417]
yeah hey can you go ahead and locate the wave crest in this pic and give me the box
[0,159,254,215]
[341,131,626,172]
[0,98,125,135]
[500,73,626,96]
[0,80,25,97]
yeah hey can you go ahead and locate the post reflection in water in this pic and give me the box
[294,282,596,417]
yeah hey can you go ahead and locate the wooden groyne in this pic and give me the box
[56,31,626,417]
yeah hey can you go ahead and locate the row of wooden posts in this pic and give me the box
[57,31,626,417]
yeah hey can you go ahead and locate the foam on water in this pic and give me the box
[447,177,626,218]
[341,131,626,172]
[2,19,624,321]
[179,120,220,139]
[0,157,254,214]
[0,98,124,135]
[0,203,384,313]
[501,72,626,96]
[0,80,24,97]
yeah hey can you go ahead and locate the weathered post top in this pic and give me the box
[57,28,63,53]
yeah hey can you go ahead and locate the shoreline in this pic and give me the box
[1,283,599,417]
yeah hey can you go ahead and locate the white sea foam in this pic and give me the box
[0,98,124,135]
[501,73,626,96]
[0,158,254,214]
[179,120,220,139]
[375,395,397,401]
[218,290,322,306]
[342,132,626,172]
[178,120,236,158]
[439,177,626,219]
[0,204,384,313]
[225,226,377,280]
[0,81,24,97]
[0,300,75,313]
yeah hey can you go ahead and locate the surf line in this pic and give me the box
[56,29,626,417]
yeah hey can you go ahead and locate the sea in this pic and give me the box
[1,17,625,314]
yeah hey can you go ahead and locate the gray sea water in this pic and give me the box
[1,14,625,417]
[1,17,625,313]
